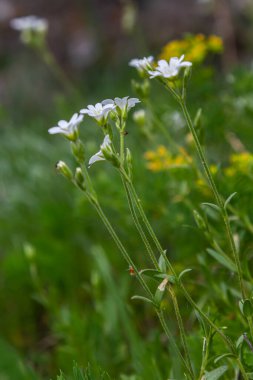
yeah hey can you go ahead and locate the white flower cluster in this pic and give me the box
[129,55,192,80]
[49,97,140,167]
[10,15,48,33]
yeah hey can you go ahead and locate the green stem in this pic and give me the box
[236,357,250,380]
[84,192,190,374]
[88,195,152,297]
[168,285,195,379]
[179,283,236,354]
[179,99,246,300]
[123,173,243,358]
[198,336,209,380]
[121,177,160,270]
[157,310,194,380]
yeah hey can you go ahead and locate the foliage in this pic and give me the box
[2,30,253,380]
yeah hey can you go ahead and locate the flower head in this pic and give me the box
[10,15,48,33]
[129,56,154,71]
[10,15,48,45]
[89,135,112,167]
[80,102,115,124]
[48,113,83,141]
[102,96,140,117]
[148,55,192,79]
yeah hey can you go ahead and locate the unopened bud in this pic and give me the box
[131,79,150,98]
[101,147,120,168]
[56,161,73,180]
[133,109,146,127]
[71,140,85,163]
[193,210,207,231]
[75,167,86,190]
[24,243,36,261]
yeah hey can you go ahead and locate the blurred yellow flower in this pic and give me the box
[225,152,253,177]
[144,145,191,172]
[207,35,223,53]
[159,34,223,64]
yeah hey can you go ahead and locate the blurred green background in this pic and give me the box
[1,0,253,379]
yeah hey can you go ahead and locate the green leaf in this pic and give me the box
[158,251,167,272]
[154,278,169,307]
[204,365,228,380]
[214,353,235,363]
[139,268,161,279]
[224,192,237,209]
[206,248,236,272]
[236,334,245,349]
[201,202,221,213]
[239,299,253,317]
[131,295,154,305]
[178,268,192,281]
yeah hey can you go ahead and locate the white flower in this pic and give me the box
[148,55,192,79]
[48,113,83,141]
[89,135,112,167]
[129,56,154,70]
[102,96,140,114]
[10,15,48,33]
[80,102,115,123]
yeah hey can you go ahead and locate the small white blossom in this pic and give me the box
[10,15,48,33]
[89,135,112,167]
[102,96,140,115]
[148,55,192,79]
[129,56,154,70]
[80,102,115,124]
[48,113,83,141]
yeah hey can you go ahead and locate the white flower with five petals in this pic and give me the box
[48,113,83,141]
[148,55,192,79]
[10,15,48,33]
[89,135,112,167]
[102,97,140,115]
[129,56,154,71]
[80,103,115,124]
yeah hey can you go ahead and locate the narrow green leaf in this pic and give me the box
[236,334,245,349]
[131,295,154,305]
[214,353,235,363]
[158,251,167,272]
[206,248,236,272]
[204,365,228,380]
[178,268,192,281]
[224,192,237,209]
[201,202,221,213]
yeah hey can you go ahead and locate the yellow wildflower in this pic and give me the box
[207,35,223,53]
[144,145,190,172]
[159,34,223,64]
[225,152,253,177]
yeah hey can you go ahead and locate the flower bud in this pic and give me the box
[133,109,146,127]
[56,161,73,180]
[193,210,207,231]
[71,140,85,163]
[24,243,36,261]
[75,167,86,190]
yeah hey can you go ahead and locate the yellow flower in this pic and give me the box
[159,34,223,64]
[224,152,253,177]
[207,35,223,53]
[144,145,190,172]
